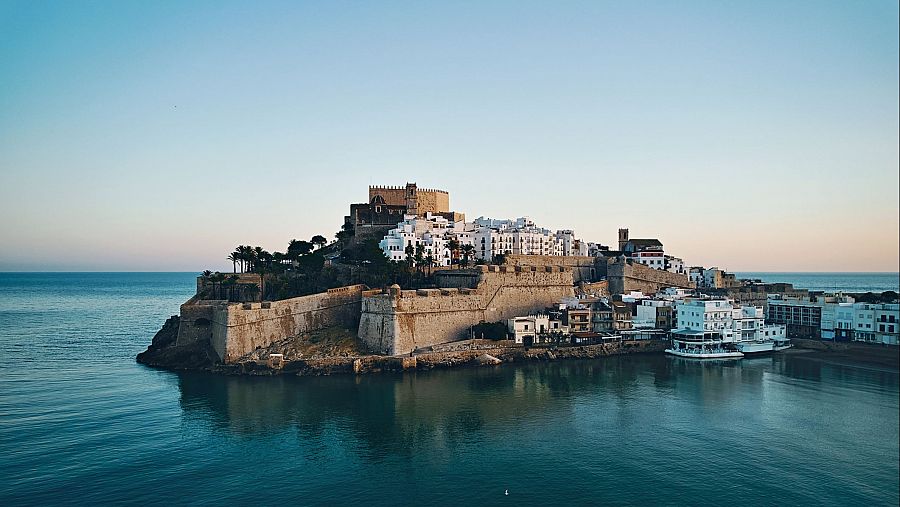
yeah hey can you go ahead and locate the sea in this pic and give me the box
[0,272,898,506]
[736,272,900,294]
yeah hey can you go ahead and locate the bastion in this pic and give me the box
[358,265,575,355]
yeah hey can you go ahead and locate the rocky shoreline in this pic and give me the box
[136,317,898,376]
[136,317,667,376]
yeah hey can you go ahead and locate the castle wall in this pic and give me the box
[368,185,408,207]
[605,258,693,294]
[207,285,366,363]
[175,297,224,347]
[505,254,600,283]
[415,189,450,214]
[359,266,575,355]
[367,185,450,214]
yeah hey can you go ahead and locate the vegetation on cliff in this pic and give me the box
[201,225,504,302]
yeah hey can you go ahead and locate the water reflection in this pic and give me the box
[176,353,898,454]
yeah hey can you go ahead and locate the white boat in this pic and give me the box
[667,330,744,359]
[665,347,744,359]
[734,338,793,355]
[773,340,792,352]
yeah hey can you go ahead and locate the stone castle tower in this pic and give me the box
[618,228,629,251]
[367,183,450,216]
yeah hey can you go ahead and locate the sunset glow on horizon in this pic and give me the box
[1,1,897,272]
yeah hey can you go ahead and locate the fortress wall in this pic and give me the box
[433,268,483,289]
[416,189,450,214]
[358,268,575,355]
[209,285,365,363]
[175,297,223,347]
[606,259,693,295]
[505,254,600,283]
[368,186,407,206]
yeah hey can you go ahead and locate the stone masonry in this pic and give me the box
[358,265,575,355]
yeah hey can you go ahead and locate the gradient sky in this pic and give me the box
[1,0,898,272]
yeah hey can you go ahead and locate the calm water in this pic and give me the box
[737,272,900,294]
[1,273,898,506]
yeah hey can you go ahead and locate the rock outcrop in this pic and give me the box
[136,316,217,370]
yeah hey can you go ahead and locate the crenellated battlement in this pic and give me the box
[368,184,449,194]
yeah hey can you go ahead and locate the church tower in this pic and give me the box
[618,228,629,251]
[404,183,418,216]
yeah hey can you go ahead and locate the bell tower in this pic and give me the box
[405,183,418,216]
[618,228,629,251]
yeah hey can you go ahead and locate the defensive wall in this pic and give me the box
[358,265,576,355]
[505,254,600,284]
[367,184,450,214]
[604,257,693,294]
[176,285,366,363]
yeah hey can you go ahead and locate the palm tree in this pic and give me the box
[404,244,415,270]
[223,275,238,301]
[227,252,238,273]
[424,255,435,276]
[414,245,425,274]
[460,244,474,268]
[447,239,460,265]
[253,246,264,272]
[212,271,226,299]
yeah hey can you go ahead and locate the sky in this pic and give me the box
[1,0,898,272]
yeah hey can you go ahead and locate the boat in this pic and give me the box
[666,331,744,359]
[665,346,744,359]
[733,338,793,355]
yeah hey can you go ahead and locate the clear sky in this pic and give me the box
[1,0,898,272]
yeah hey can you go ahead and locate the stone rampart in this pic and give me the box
[605,258,693,294]
[359,267,575,355]
[175,297,228,347]
[199,285,365,363]
[505,254,600,283]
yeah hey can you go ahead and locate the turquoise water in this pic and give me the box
[1,273,898,506]
[737,272,900,294]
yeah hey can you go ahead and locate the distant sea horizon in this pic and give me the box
[1,270,897,294]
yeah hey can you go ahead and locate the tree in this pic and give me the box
[404,244,415,270]
[238,245,253,273]
[211,271,226,299]
[311,235,327,249]
[223,275,238,301]
[493,253,507,266]
[414,245,425,274]
[447,239,460,265]
[287,239,313,259]
[460,244,474,268]
[424,254,435,276]
[252,246,264,272]
[227,252,238,273]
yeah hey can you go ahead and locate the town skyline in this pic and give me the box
[1,1,897,272]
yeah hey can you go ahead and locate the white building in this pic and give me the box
[382,214,590,265]
[379,213,453,266]
[634,299,673,329]
[507,314,568,344]
[675,298,784,343]
[814,299,898,345]
[472,216,575,262]
[664,255,686,275]
[874,304,900,345]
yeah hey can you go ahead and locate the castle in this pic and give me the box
[345,183,464,238]
[173,255,692,363]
